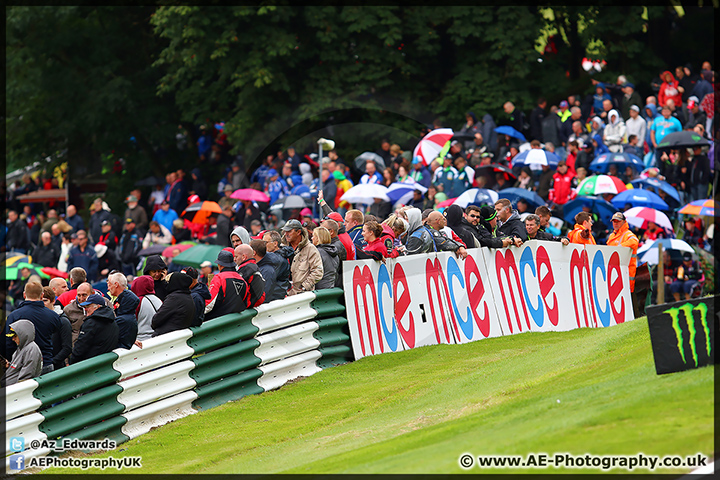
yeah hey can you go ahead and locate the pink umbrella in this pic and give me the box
[412,128,454,166]
[436,197,458,208]
[230,189,270,202]
[162,242,197,258]
[623,207,673,231]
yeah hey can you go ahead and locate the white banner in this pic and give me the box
[343,241,634,360]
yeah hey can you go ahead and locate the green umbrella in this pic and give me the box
[171,244,225,269]
[1,262,51,281]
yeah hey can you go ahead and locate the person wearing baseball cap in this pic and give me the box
[71,293,118,364]
[2,320,42,387]
[621,82,642,120]
[204,250,250,321]
[152,198,179,233]
[124,194,148,232]
[282,219,323,295]
[607,212,639,292]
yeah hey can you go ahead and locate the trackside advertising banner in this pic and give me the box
[343,240,634,360]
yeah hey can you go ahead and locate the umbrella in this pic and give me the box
[162,242,197,258]
[475,164,517,181]
[610,189,669,211]
[629,178,681,205]
[230,189,270,203]
[588,152,645,174]
[171,244,225,269]
[3,253,33,268]
[354,152,386,172]
[1,262,50,281]
[511,149,561,168]
[678,199,716,216]
[340,184,390,205]
[497,188,546,209]
[41,267,69,279]
[134,176,164,187]
[576,175,627,196]
[290,184,312,198]
[637,239,694,265]
[181,201,222,224]
[623,207,674,231]
[436,197,458,209]
[562,196,617,226]
[386,182,428,206]
[494,126,526,142]
[412,128,454,166]
[656,131,710,150]
[453,188,500,208]
[138,244,171,257]
[269,195,310,211]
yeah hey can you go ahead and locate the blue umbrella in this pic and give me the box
[563,196,616,226]
[290,184,312,198]
[386,182,427,205]
[494,126,526,142]
[588,152,645,174]
[511,149,561,168]
[629,178,681,205]
[497,188,546,208]
[610,189,669,211]
[453,188,500,208]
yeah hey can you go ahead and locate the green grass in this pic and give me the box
[43,317,714,474]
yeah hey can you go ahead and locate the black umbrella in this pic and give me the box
[138,244,170,257]
[134,176,165,187]
[354,152,386,172]
[475,163,517,181]
[656,131,710,150]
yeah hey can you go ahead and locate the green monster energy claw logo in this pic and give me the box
[664,303,710,367]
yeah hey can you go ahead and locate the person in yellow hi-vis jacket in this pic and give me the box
[606,211,639,291]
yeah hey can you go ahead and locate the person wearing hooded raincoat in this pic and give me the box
[603,109,627,153]
[131,275,163,341]
[3,320,43,386]
[658,71,682,108]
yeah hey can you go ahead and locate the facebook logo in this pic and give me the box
[9,436,24,452]
[9,454,25,471]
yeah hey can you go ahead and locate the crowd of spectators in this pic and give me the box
[2,61,715,385]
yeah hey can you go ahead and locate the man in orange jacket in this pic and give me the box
[606,211,639,291]
[567,211,596,245]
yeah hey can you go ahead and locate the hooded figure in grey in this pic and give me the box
[230,226,251,245]
[3,320,43,386]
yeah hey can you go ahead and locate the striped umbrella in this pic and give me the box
[181,201,222,224]
[678,199,716,216]
[576,175,627,196]
[610,189,669,211]
[436,197,458,209]
[511,149,561,168]
[623,207,673,231]
[387,182,427,207]
[3,253,32,268]
[412,128,454,166]
[453,188,499,208]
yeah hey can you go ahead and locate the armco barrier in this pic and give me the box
[5,288,351,472]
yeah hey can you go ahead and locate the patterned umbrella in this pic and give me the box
[637,238,694,265]
[412,128,454,166]
[230,189,270,202]
[162,241,197,258]
[511,149,561,168]
[3,253,32,268]
[453,188,500,208]
[387,182,427,206]
[678,199,716,216]
[656,130,710,150]
[623,207,673,231]
[610,189,669,211]
[629,178,681,204]
[181,201,222,224]
[576,175,627,196]
[1,262,50,281]
[588,152,645,174]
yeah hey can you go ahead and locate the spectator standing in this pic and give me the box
[606,212,639,292]
[251,240,281,303]
[529,98,547,142]
[108,272,139,349]
[119,219,142,276]
[625,106,647,151]
[262,230,291,296]
[204,251,250,321]
[360,161,383,184]
[151,272,195,337]
[124,195,149,233]
[64,205,84,233]
[143,255,168,301]
[567,212,597,245]
[67,230,99,282]
[70,294,118,364]
[548,161,576,206]
[620,83,643,120]
[603,110,627,153]
[2,320,42,387]
[495,199,528,241]
[312,227,339,290]
[688,145,710,201]
[658,70,682,108]
[283,220,323,295]
[234,244,266,307]
[130,275,163,341]
[142,221,173,249]
[152,200,179,233]
[6,210,30,253]
[33,232,60,268]
[650,106,682,149]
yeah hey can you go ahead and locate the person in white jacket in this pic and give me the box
[624,105,647,151]
[603,109,627,153]
[142,221,173,250]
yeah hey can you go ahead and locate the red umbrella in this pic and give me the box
[181,201,222,224]
[230,189,270,202]
[162,242,197,258]
[41,267,68,279]
[436,197,458,208]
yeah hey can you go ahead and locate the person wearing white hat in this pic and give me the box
[625,104,646,151]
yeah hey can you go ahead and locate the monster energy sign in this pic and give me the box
[646,296,717,375]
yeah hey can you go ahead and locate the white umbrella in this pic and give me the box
[387,181,427,207]
[340,183,390,205]
[453,188,499,208]
[623,207,673,231]
[637,238,694,265]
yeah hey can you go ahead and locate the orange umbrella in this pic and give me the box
[181,201,222,224]
[678,199,716,216]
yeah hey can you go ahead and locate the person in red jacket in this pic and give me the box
[548,160,576,206]
[325,212,355,260]
[204,250,250,320]
[658,70,682,108]
[356,221,396,261]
